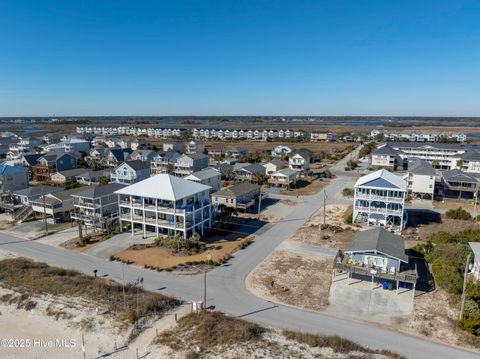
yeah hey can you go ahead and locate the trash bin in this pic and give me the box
[382,281,388,290]
[197,300,204,311]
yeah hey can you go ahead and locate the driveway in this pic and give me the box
[327,273,414,326]
[85,233,153,259]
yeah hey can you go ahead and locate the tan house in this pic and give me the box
[211,182,260,211]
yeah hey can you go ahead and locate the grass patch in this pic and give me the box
[0,258,179,326]
[282,330,406,358]
[154,311,404,358]
[155,312,264,350]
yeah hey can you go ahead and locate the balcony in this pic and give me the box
[354,193,404,203]
[355,205,403,216]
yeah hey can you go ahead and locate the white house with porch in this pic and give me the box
[353,169,407,232]
[115,174,212,239]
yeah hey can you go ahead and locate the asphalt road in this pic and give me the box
[0,148,478,359]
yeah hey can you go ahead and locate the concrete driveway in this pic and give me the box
[85,232,153,259]
[327,273,414,326]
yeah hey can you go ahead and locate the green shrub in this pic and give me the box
[446,207,472,221]
[341,188,354,197]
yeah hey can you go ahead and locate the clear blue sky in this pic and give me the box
[1,0,479,117]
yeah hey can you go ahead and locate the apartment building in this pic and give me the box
[376,142,465,169]
[353,169,407,232]
[116,174,212,239]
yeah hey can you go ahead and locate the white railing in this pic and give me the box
[355,206,403,216]
[355,193,404,203]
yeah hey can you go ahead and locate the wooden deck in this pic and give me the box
[333,261,417,284]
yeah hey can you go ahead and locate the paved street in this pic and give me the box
[0,148,478,359]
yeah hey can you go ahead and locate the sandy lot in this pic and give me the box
[289,204,357,249]
[281,179,329,196]
[246,250,332,311]
[0,288,129,359]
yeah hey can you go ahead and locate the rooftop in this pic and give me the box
[214,182,260,198]
[73,183,126,198]
[355,169,407,191]
[346,227,409,263]
[407,158,435,176]
[115,174,211,201]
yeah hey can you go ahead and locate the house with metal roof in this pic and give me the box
[440,169,479,199]
[402,159,435,200]
[353,169,407,231]
[111,160,150,185]
[185,168,221,191]
[71,183,126,229]
[211,182,260,211]
[115,174,212,239]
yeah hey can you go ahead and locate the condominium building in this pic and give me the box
[380,142,465,169]
[116,174,212,239]
[353,169,407,232]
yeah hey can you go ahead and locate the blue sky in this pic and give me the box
[1,0,479,116]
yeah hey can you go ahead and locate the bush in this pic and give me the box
[446,207,472,221]
[341,188,354,197]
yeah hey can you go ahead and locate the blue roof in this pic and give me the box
[0,164,28,175]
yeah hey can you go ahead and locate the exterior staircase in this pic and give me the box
[14,205,33,222]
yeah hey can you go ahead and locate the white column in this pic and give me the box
[155,198,159,238]
[183,208,187,240]
[118,195,123,233]
[142,197,146,238]
[201,202,204,236]
[130,195,134,236]
[173,201,177,237]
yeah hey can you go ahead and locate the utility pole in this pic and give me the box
[474,189,478,221]
[122,263,126,309]
[42,186,48,235]
[323,190,327,226]
[257,191,262,219]
[204,252,211,311]
[460,252,472,320]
